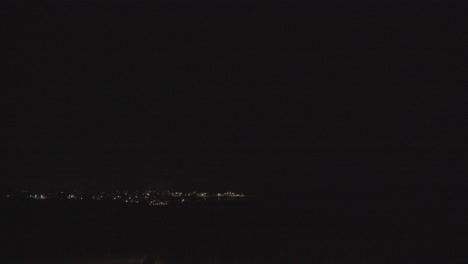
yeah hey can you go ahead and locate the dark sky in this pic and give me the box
[4,0,467,195]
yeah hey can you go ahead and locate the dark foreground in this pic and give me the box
[2,197,464,264]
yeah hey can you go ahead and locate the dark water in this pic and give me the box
[2,198,464,263]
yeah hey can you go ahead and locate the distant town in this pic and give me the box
[4,190,247,206]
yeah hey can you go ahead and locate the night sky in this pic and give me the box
[4,0,467,196]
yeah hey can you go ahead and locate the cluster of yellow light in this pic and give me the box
[149,201,168,206]
[223,192,245,197]
[30,194,48,200]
